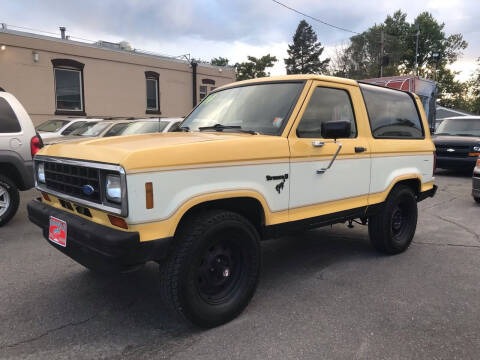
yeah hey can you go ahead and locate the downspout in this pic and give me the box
[191,61,198,108]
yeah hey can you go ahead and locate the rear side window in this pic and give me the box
[360,84,424,139]
[0,98,21,133]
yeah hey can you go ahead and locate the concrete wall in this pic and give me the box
[0,31,235,125]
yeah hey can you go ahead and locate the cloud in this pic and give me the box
[1,0,478,79]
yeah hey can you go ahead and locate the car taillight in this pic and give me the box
[433,151,437,176]
[30,135,42,157]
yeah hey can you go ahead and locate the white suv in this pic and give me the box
[0,91,42,225]
[36,118,101,140]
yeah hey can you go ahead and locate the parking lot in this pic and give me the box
[0,171,479,360]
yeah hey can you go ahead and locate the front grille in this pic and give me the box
[44,161,102,203]
[435,144,470,157]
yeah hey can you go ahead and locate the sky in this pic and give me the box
[1,0,478,81]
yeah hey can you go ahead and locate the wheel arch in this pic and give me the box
[171,191,272,239]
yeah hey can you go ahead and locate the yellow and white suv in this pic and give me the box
[28,75,437,327]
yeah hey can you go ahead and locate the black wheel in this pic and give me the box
[160,210,261,328]
[368,185,418,255]
[0,174,20,227]
[474,197,480,204]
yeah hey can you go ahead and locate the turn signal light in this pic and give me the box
[41,192,50,202]
[108,214,128,229]
[145,182,153,209]
[468,153,480,157]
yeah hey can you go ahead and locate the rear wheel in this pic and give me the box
[368,185,418,255]
[160,210,261,328]
[0,175,20,227]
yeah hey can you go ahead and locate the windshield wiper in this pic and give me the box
[198,123,257,135]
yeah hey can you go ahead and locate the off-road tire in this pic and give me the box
[368,185,418,255]
[0,174,20,227]
[159,210,261,328]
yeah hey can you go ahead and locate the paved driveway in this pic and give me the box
[0,171,479,359]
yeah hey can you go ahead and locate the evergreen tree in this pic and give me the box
[210,57,230,66]
[284,20,330,74]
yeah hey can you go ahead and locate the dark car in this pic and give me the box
[433,116,480,171]
[473,159,480,203]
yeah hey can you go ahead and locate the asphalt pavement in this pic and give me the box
[0,171,479,359]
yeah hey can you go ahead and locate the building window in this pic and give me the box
[145,71,160,114]
[199,85,208,100]
[51,59,85,115]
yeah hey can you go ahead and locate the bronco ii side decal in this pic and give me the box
[266,174,289,194]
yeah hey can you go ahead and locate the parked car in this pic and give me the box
[44,118,182,145]
[473,158,480,203]
[0,91,42,226]
[433,116,480,171]
[28,75,436,328]
[36,118,101,140]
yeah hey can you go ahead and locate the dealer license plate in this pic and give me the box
[48,216,67,247]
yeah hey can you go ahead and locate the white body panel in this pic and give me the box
[370,154,434,194]
[289,157,371,208]
[126,162,289,224]
[124,153,434,225]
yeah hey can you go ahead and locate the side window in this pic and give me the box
[52,59,85,115]
[360,84,424,139]
[168,122,181,132]
[0,98,21,133]
[61,121,86,135]
[145,71,160,114]
[104,123,130,137]
[297,87,357,138]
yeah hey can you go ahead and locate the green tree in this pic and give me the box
[235,54,278,81]
[210,57,229,66]
[467,58,480,114]
[285,20,330,74]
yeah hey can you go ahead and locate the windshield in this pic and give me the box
[70,122,111,136]
[118,121,169,136]
[181,82,304,135]
[36,120,69,132]
[435,118,480,137]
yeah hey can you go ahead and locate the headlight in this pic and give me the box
[473,146,480,152]
[105,174,121,203]
[37,163,45,183]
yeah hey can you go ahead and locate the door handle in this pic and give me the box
[355,146,367,153]
[312,140,325,147]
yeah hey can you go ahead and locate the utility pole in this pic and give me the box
[414,24,420,76]
[380,30,384,77]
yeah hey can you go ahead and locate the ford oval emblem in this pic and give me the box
[82,184,95,196]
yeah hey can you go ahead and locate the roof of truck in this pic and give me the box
[219,75,359,90]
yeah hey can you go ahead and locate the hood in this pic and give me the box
[37,132,289,172]
[433,135,480,146]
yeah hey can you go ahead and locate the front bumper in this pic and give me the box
[27,199,172,273]
[436,155,477,170]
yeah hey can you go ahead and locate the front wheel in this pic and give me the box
[0,175,20,227]
[368,185,418,255]
[160,210,261,328]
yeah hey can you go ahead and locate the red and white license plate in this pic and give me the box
[48,216,67,247]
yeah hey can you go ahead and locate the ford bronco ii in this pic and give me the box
[28,75,437,328]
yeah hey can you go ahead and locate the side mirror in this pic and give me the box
[321,120,351,139]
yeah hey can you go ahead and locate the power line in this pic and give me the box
[272,0,361,35]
